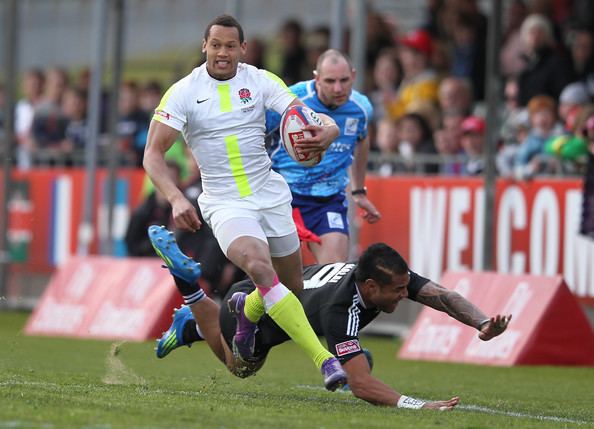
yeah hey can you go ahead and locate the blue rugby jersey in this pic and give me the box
[267,80,373,197]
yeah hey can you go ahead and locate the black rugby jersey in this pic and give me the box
[219,262,430,363]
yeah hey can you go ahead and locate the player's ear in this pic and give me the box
[364,278,379,293]
[201,39,207,53]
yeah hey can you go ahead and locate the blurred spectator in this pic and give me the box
[365,11,398,87]
[305,26,330,75]
[500,0,530,77]
[435,109,465,175]
[30,67,70,154]
[76,67,109,132]
[570,0,594,34]
[139,80,163,116]
[369,48,401,123]
[517,14,574,106]
[371,117,399,176]
[278,19,307,85]
[244,37,267,70]
[579,107,594,236]
[566,26,594,97]
[125,160,180,256]
[117,81,150,166]
[61,87,88,161]
[430,38,452,79]
[544,103,593,174]
[15,68,45,169]
[438,76,473,116]
[387,29,439,121]
[498,77,533,177]
[421,0,445,37]
[558,82,591,127]
[450,12,486,100]
[514,95,563,179]
[459,115,485,175]
[396,112,439,174]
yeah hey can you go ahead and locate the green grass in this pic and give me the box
[1,311,593,429]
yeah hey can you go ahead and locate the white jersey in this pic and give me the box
[153,63,295,198]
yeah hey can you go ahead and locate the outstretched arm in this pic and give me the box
[343,353,459,410]
[414,281,511,340]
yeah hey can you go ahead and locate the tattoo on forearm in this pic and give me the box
[416,282,487,329]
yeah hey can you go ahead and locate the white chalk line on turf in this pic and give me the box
[295,384,592,425]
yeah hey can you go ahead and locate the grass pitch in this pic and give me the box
[1,311,593,429]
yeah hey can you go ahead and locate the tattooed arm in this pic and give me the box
[414,281,511,341]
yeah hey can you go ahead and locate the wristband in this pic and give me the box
[351,187,367,196]
[478,318,490,330]
[396,395,426,409]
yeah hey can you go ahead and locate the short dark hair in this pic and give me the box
[354,243,408,286]
[204,14,244,43]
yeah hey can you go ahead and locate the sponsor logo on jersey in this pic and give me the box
[335,339,361,356]
[344,117,358,136]
[154,110,170,120]
[239,88,252,104]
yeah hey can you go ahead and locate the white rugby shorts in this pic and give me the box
[198,170,299,256]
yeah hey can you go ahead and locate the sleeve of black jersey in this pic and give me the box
[406,270,431,301]
[321,310,365,365]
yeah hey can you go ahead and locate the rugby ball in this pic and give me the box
[280,105,325,167]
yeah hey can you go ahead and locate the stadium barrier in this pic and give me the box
[3,169,594,305]
[399,271,594,366]
[25,256,182,340]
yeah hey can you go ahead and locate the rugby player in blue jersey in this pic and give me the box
[267,49,381,264]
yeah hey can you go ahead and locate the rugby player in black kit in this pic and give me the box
[155,237,511,410]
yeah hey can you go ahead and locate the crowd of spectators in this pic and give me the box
[4,66,159,168]
[4,1,594,180]
[365,0,594,180]
[3,1,594,291]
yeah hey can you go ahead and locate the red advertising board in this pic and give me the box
[25,256,183,340]
[4,170,594,300]
[399,272,594,366]
[358,176,594,300]
[3,168,145,273]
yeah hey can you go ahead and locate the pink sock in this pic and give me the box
[256,275,279,297]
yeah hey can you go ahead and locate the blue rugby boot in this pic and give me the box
[155,306,195,359]
[148,225,202,284]
[321,357,347,391]
[227,292,258,362]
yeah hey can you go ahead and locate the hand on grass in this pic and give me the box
[423,396,460,411]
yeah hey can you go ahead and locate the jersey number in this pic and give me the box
[303,263,355,289]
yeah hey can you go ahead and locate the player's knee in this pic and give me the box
[244,258,275,285]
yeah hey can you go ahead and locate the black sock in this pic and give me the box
[173,276,200,296]
[182,319,203,344]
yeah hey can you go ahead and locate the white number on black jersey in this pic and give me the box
[303,263,356,290]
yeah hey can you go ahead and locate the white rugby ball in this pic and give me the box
[280,105,325,167]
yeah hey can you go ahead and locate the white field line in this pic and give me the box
[295,384,592,426]
[1,380,591,426]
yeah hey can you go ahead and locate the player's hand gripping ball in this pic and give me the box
[280,105,326,167]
